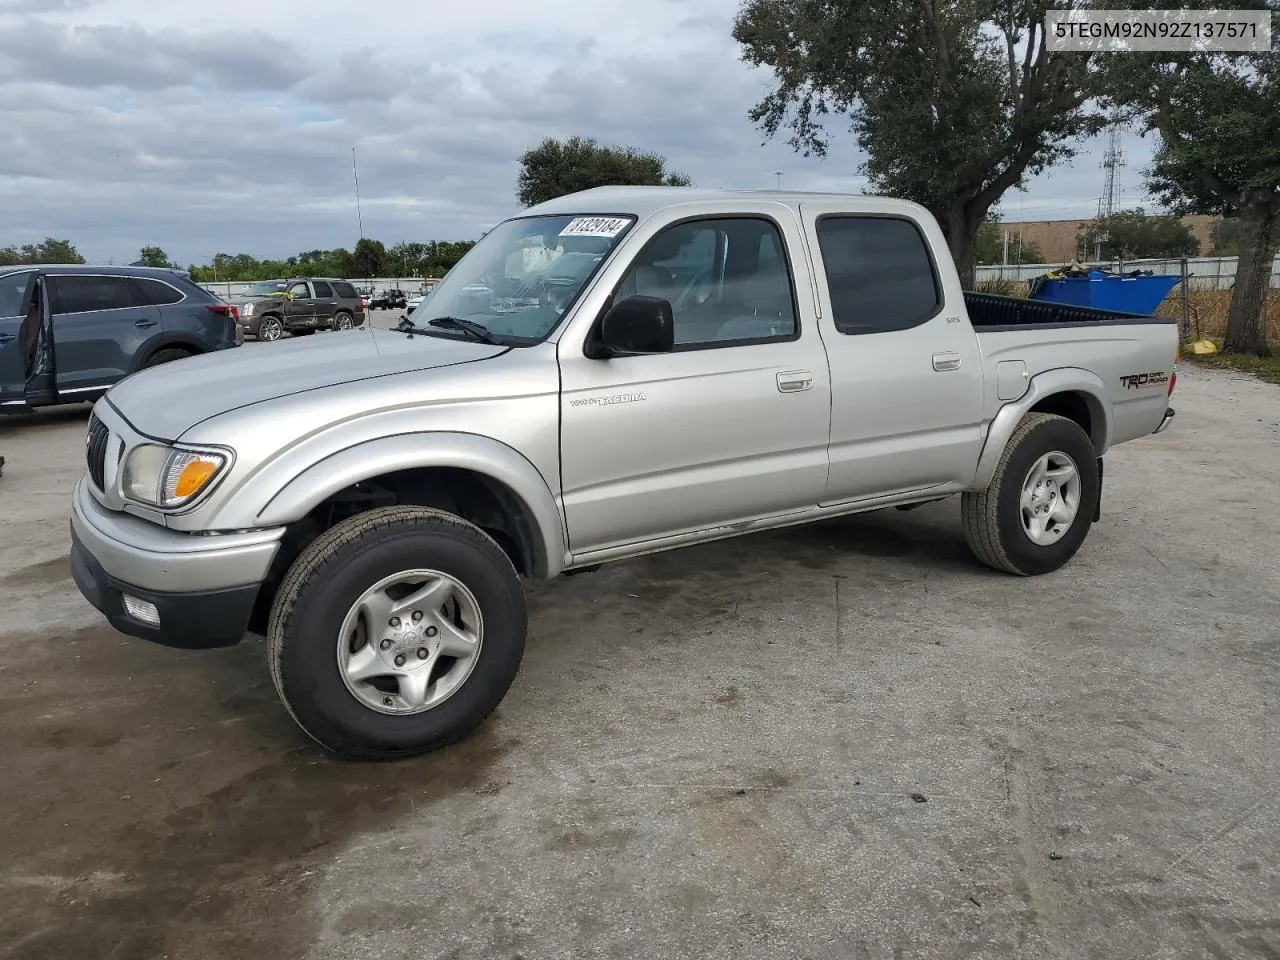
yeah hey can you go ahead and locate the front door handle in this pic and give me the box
[777,370,814,393]
[932,351,961,372]
[134,319,157,328]
[0,333,15,343]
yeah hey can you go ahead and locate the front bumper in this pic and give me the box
[69,479,284,648]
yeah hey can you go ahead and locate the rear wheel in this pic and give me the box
[144,347,193,367]
[267,506,527,760]
[334,311,354,330]
[257,315,284,341]
[962,412,1099,576]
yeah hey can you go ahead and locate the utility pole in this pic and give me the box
[352,146,365,240]
[1002,229,1010,267]
[1093,124,1125,262]
[775,171,783,189]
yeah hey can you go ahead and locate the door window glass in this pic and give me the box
[51,276,133,315]
[0,271,35,318]
[614,217,798,348]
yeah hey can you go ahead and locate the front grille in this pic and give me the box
[86,414,109,490]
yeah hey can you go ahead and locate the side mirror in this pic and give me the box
[589,295,674,359]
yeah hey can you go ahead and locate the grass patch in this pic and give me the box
[1184,340,1280,385]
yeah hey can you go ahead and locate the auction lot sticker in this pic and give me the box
[560,217,630,238]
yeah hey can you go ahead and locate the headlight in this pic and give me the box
[241,302,254,317]
[121,443,228,508]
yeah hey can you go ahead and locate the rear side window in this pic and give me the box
[128,277,185,305]
[312,280,334,297]
[332,281,356,298]
[815,216,941,335]
[51,275,133,315]
[0,271,35,318]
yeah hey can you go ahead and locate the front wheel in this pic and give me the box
[266,506,527,760]
[962,412,1099,576]
[257,315,284,341]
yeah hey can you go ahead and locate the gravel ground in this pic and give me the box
[0,361,1277,960]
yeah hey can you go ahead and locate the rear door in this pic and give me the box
[0,270,37,407]
[48,274,162,395]
[310,279,338,327]
[799,204,986,503]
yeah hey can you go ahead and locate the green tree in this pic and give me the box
[733,0,1108,287]
[136,245,175,268]
[1209,218,1245,256]
[516,136,692,207]
[1103,3,1278,356]
[351,238,387,278]
[974,219,1045,265]
[0,237,86,266]
[1076,207,1201,260]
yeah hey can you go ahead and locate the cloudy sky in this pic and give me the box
[0,0,1159,267]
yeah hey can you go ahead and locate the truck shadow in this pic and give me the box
[1,504,978,958]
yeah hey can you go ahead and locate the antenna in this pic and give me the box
[1093,124,1126,261]
[352,146,365,240]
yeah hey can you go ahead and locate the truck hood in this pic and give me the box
[104,327,507,441]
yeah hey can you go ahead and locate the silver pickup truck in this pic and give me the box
[69,187,1178,759]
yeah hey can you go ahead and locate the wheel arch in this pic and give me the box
[134,335,206,371]
[971,368,1111,490]
[252,432,566,579]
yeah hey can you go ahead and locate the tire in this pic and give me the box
[334,311,354,330]
[961,412,1099,576]
[267,506,527,760]
[144,347,193,367]
[257,315,284,341]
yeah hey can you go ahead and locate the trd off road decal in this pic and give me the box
[1120,371,1170,390]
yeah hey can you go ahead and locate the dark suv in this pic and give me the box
[226,278,367,341]
[0,265,241,414]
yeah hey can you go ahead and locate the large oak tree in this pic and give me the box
[733,0,1106,287]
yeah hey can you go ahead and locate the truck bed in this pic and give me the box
[964,291,1174,329]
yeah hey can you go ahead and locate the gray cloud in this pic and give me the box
[0,1,1152,266]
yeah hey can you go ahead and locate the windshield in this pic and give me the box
[406,214,634,342]
[244,280,288,297]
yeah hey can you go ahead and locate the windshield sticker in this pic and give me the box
[559,217,629,238]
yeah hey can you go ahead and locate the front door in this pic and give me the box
[285,280,317,328]
[558,210,832,555]
[47,274,162,395]
[0,270,54,409]
[310,279,338,327]
[799,203,986,504]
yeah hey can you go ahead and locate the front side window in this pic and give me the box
[407,214,635,343]
[815,216,941,335]
[288,281,311,299]
[0,271,35,318]
[51,276,133,315]
[614,216,797,347]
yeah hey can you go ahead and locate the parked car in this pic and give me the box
[1,265,240,414]
[69,187,1178,760]
[228,278,366,340]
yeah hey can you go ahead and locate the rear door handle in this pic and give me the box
[777,370,814,393]
[134,319,157,328]
[932,351,961,372]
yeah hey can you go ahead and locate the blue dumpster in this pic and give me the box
[1030,272,1183,315]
